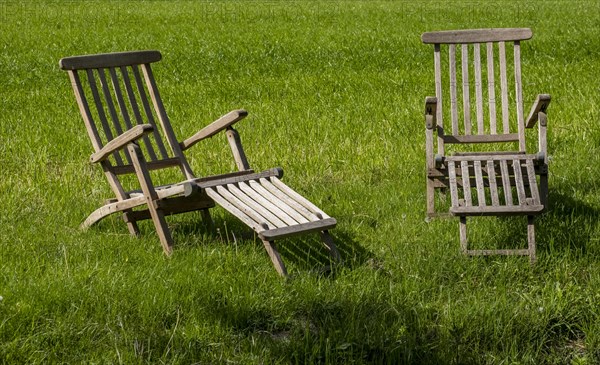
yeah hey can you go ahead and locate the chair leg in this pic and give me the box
[122,209,140,236]
[320,230,342,263]
[148,202,174,255]
[128,143,174,255]
[459,216,468,254]
[426,179,436,216]
[126,221,140,236]
[261,239,288,277]
[540,174,549,210]
[200,209,215,233]
[527,215,536,264]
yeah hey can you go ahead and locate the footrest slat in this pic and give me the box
[259,218,337,240]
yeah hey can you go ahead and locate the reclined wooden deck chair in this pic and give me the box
[422,28,551,263]
[59,50,340,276]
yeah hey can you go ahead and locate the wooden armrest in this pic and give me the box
[525,94,551,128]
[90,124,154,163]
[180,109,248,150]
[425,96,438,129]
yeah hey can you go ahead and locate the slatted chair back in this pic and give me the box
[60,51,194,198]
[422,28,533,155]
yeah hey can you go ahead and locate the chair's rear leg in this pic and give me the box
[320,230,342,263]
[200,209,215,233]
[261,239,288,277]
[459,216,468,254]
[125,220,140,236]
[527,215,536,264]
[122,210,141,236]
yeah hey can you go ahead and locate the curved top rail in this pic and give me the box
[59,50,162,70]
[421,28,532,44]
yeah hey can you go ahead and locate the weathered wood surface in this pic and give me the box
[442,134,519,144]
[260,218,337,241]
[226,127,251,171]
[526,94,551,128]
[60,50,162,70]
[62,50,338,276]
[128,143,174,254]
[422,28,532,44]
[90,124,154,163]
[180,109,248,150]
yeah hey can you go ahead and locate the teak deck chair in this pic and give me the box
[59,50,340,276]
[422,28,551,263]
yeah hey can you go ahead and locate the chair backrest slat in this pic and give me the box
[141,64,194,179]
[513,41,526,151]
[97,68,132,165]
[118,66,159,161]
[461,44,471,135]
[131,65,170,160]
[498,42,510,134]
[448,44,459,135]
[486,42,497,134]
[67,70,102,151]
[473,43,484,135]
[86,69,124,165]
[422,28,532,153]
[433,44,445,156]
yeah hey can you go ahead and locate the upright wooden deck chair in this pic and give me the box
[59,50,340,276]
[422,28,551,263]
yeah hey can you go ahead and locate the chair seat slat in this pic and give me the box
[512,159,527,204]
[460,160,472,207]
[525,160,541,205]
[499,160,513,205]
[448,161,460,207]
[487,160,500,206]
[205,187,266,232]
[226,183,287,228]
[474,160,486,206]
[249,180,310,224]
[259,178,319,222]
[238,182,298,226]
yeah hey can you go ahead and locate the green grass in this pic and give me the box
[1,0,599,363]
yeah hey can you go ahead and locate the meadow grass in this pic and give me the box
[1,0,599,363]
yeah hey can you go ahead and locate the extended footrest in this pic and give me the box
[200,169,337,240]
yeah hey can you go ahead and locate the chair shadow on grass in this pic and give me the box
[537,190,600,256]
[456,190,599,258]
[168,211,375,275]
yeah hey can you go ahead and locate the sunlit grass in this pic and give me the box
[1,1,599,363]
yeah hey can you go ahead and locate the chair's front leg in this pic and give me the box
[127,143,174,255]
[425,97,438,216]
[226,127,250,171]
[538,111,549,208]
